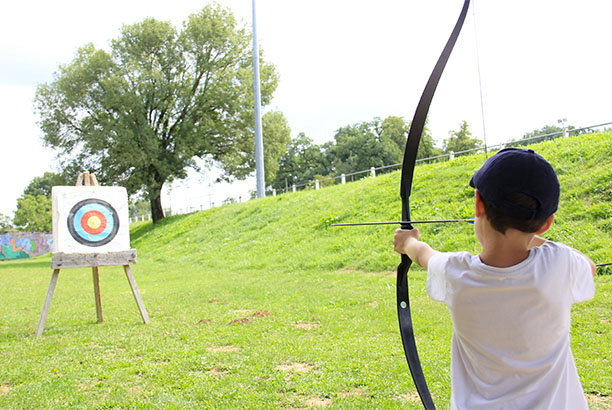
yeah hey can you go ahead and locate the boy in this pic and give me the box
[393,148,596,409]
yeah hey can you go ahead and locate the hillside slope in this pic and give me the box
[132,131,612,272]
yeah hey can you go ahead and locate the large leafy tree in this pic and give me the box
[35,5,278,223]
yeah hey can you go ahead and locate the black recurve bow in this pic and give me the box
[397,1,470,409]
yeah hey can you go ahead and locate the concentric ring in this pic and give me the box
[67,199,120,246]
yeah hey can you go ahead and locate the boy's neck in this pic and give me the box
[478,223,536,268]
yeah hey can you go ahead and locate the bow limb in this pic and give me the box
[397,1,471,409]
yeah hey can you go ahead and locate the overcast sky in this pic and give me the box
[1,0,610,217]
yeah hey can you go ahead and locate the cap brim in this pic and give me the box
[469,176,476,188]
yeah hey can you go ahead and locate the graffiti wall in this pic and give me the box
[0,232,53,260]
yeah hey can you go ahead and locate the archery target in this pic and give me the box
[52,186,130,253]
[67,199,120,246]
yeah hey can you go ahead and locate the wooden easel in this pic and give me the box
[35,172,150,336]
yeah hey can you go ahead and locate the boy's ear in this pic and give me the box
[474,190,486,217]
[536,214,555,235]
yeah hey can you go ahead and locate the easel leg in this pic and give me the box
[36,269,60,337]
[123,265,150,324]
[92,266,103,323]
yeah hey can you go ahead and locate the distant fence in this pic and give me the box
[271,121,612,195]
[130,121,611,222]
[0,232,53,260]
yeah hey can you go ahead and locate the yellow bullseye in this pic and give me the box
[87,215,102,230]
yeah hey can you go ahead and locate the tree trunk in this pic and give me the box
[150,192,165,224]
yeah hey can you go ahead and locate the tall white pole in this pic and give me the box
[252,0,265,198]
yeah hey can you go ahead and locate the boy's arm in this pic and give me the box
[393,228,439,270]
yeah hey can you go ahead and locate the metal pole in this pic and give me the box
[252,0,265,198]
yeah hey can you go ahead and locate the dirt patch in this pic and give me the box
[275,362,314,373]
[587,393,612,406]
[208,298,227,305]
[206,367,227,377]
[197,318,212,324]
[305,397,332,408]
[293,322,321,329]
[0,384,9,394]
[363,270,395,277]
[367,301,378,308]
[232,309,254,314]
[128,385,144,395]
[401,391,421,402]
[229,317,251,324]
[207,345,240,353]
[251,310,273,318]
[339,388,363,398]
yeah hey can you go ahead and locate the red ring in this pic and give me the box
[81,210,107,235]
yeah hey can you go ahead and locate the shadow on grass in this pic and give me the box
[130,213,192,243]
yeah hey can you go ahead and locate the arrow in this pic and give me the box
[331,218,474,227]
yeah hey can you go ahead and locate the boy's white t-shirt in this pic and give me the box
[427,241,595,410]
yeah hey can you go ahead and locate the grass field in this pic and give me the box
[1,133,611,409]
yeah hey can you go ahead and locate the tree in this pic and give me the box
[271,133,330,190]
[443,120,482,153]
[11,172,69,231]
[261,111,291,185]
[13,195,52,232]
[129,199,151,219]
[35,5,278,223]
[23,172,70,197]
[518,123,585,146]
[327,117,406,175]
[0,214,14,231]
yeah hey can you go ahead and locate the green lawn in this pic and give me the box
[1,133,611,409]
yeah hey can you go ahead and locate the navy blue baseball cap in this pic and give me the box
[469,148,560,220]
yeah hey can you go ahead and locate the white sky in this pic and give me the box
[1,0,611,217]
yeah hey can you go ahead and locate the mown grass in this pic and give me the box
[0,133,610,409]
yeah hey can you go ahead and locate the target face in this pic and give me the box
[67,199,120,247]
[53,185,130,253]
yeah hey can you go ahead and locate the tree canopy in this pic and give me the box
[443,120,482,153]
[0,214,13,232]
[13,195,52,232]
[270,133,331,190]
[23,172,69,197]
[35,4,278,223]
[270,115,439,190]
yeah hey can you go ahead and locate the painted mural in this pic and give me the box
[0,232,53,260]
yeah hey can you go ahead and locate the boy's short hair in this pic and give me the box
[479,192,549,233]
[470,148,560,233]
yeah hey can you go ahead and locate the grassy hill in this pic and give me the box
[0,132,610,409]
